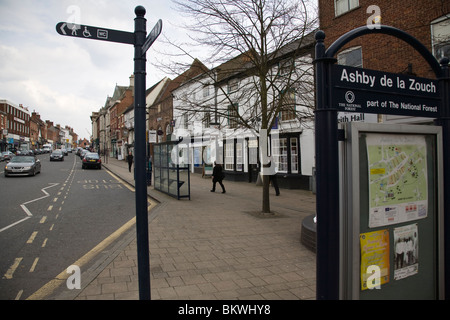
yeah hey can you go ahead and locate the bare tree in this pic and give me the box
[163,0,317,213]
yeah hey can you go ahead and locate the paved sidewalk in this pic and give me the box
[57,157,317,300]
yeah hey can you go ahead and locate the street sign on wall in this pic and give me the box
[331,65,441,118]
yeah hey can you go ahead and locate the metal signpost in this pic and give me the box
[56,5,162,300]
[314,25,449,300]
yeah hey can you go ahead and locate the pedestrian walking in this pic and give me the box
[263,161,280,196]
[211,161,226,193]
[126,151,133,172]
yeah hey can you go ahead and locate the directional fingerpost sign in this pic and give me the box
[142,19,162,55]
[56,6,162,301]
[56,22,134,45]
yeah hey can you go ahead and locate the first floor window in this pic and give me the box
[335,0,359,16]
[431,16,450,61]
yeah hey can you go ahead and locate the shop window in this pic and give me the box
[236,141,243,171]
[225,140,234,171]
[290,138,299,173]
[272,138,288,173]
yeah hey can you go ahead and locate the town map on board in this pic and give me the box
[366,134,428,228]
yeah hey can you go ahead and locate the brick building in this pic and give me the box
[30,112,47,150]
[318,0,449,124]
[319,0,449,79]
[0,100,31,151]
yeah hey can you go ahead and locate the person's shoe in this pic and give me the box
[222,190,226,193]
[210,190,215,192]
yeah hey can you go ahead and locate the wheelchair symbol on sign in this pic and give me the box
[83,26,92,38]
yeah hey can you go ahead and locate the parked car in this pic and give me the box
[50,149,64,161]
[79,149,88,159]
[82,152,101,169]
[61,148,68,156]
[0,151,15,162]
[4,155,41,177]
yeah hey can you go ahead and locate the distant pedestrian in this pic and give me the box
[126,151,133,172]
[211,161,226,193]
[264,161,280,196]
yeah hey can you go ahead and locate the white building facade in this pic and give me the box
[171,38,317,190]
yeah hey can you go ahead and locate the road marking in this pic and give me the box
[29,257,39,272]
[49,224,54,231]
[3,257,23,279]
[15,290,23,300]
[27,216,136,300]
[0,183,59,234]
[53,198,58,202]
[27,231,38,244]
[40,216,47,224]
[42,238,48,247]
[47,205,53,211]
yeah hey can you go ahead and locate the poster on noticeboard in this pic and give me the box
[360,229,390,290]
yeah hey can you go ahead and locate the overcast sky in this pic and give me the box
[0,0,188,140]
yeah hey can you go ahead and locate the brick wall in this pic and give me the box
[318,0,450,78]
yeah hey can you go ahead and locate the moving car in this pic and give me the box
[4,155,41,177]
[50,149,64,161]
[82,152,101,169]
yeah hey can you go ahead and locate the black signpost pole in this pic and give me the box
[438,57,450,298]
[314,30,340,300]
[56,5,162,301]
[134,5,151,300]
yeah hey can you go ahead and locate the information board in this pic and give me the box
[340,122,444,299]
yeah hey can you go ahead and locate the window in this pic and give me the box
[272,138,288,173]
[335,0,359,16]
[337,46,362,67]
[225,140,234,171]
[236,141,243,171]
[228,104,239,129]
[431,16,450,61]
[203,111,210,128]
[203,85,210,98]
[280,90,296,121]
[290,138,299,173]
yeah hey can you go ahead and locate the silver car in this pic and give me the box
[4,156,41,177]
[0,151,14,162]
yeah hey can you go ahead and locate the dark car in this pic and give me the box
[82,152,101,169]
[79,149,88,159]
[50,149,64,161]
[5,155,41,177]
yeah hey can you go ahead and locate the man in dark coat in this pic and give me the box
[211,161,226,193]
[126,151,133,172]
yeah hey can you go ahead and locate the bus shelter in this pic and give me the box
[153,140,190,200]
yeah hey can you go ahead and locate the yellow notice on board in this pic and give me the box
[360,229,390,291]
